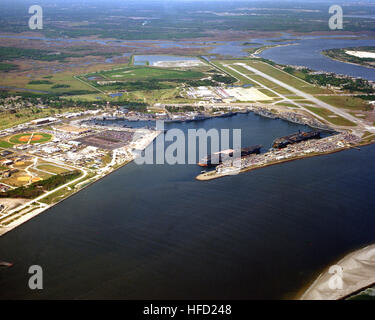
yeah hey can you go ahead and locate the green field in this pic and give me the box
[244,61,330,95]
[37,164,71,174]
[274,102,300,108]
[0,106,87,131]
[87,66,205,82]
[21,70,99,95]
[211,61,250,85]
[0,140,13,148]
[9,132,52,145]
[222,63,293,94]
[28,168,53,180]
[315,95,371,111]
[305,106,356,126]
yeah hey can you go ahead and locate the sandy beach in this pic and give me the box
[300,244,375,300]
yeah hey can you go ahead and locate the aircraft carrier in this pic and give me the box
[198,145,262,167]
[272,130,321,149]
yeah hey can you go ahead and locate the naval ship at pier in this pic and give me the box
[272,130,321,149]
[198,145,262,167]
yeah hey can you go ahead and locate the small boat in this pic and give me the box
[0,261,13,268]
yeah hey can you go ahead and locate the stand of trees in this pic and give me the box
[0,170,81,199]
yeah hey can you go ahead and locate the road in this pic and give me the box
[234,63,375,132]
[1,166,88,219]
[224,64,328,123]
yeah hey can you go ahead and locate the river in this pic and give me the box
[259,36,375,81]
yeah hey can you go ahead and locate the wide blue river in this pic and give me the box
[1,113,375,299]
[259,36,375,81]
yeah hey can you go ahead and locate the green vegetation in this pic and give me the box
[305,106,357,126]
[77,62,237,99]
[282,65,374,94]
[0,140,13,148]
[323,47,375,69]
[166,105,196,112]
[241,61,328,95]
[212,74,236,84]
[0,105,83,130]
[51,84,71,89]
[87,66,204,82]
[9,132,52,145]
[0,47,75,62]
[361,132,375,144]
[39,187,73,204]
[305,74,374,94]
[315,95,371,111]
[79,65,213,93]
[0,47,118,63]
[0,63,18,72]
[97,80,175,91]
[28,80,53,85]
[235,59,373,111]
[2,1,375,41]
[37,164,71,175]
[357,95,375,101]
[186,79,218,87]
[0,170,81,199]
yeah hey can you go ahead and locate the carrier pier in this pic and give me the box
[272,130,321,149]
[197,145,262,167]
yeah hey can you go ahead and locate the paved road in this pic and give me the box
[2,166,88,219]
[235,62,375,132]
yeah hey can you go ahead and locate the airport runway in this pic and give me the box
[234,62,375,133]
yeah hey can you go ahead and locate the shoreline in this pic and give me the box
[321,51,375,70]
[0,131,160,237]
[195,142,374,181]
[196,136,373,181]
[196,144,356,181]
[299,244,375,300]
[0,159,132,237]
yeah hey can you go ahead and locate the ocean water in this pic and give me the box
[1,113,375,299]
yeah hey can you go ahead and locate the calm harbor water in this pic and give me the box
[1,113,375,299]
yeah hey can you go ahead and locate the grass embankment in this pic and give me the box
[40,171,97,204]
[39,187,73,205]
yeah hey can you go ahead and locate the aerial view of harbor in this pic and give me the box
[1,0,375,304]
